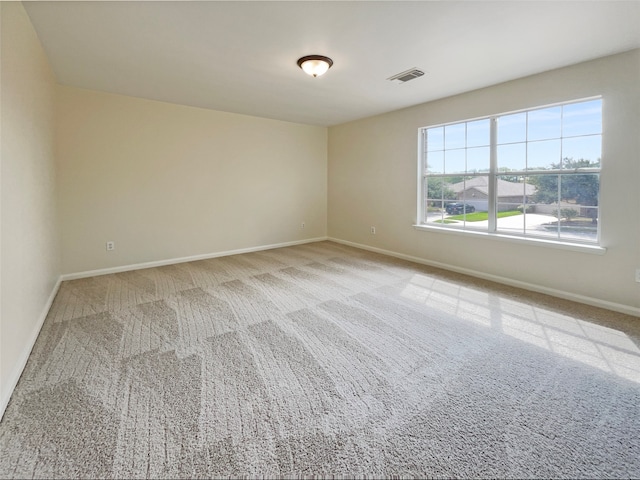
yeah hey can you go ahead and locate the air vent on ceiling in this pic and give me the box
[387,68,425,84]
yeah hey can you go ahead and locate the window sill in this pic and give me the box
[412,224,607,255]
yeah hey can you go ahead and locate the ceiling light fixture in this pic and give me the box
[297,55,333,78]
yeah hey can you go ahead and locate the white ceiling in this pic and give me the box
[24,1,640,126]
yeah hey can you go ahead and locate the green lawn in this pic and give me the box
[447,210,522,222]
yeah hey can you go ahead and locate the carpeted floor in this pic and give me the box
[1,240,639,478]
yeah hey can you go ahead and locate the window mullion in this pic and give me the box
[488,117,498,232]
[418,130,427,224]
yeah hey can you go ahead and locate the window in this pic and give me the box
[418,98,602,245]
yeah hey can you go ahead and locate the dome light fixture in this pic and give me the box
[297,55,333,77]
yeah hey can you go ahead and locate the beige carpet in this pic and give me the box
[1,241,639,478]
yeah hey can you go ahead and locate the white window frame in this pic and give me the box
[415,97,605,254]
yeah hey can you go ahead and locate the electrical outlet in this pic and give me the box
[301,222,305,229]
[370,226,376,234]
[636,268,640,283]
[106,241,115,251]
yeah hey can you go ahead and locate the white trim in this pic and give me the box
[327,237,639,317]
[412,224,606,255]
[61,237,329,281]
[0,276,62,420]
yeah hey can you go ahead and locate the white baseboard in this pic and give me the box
[328,237,640,318]
[61,237,329,281]
[1,276,62,420]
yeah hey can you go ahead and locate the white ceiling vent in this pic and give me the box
[387,68,425,84]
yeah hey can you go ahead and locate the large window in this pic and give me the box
[418,98,602,245]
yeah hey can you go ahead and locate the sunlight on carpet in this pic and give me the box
[401,273,640,383]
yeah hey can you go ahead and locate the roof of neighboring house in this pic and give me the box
[450,177,536,197]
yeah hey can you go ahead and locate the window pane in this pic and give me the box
[528,106,561,141]
[558,205,598,242]
[525,174,561,239]
[563,99,602,137]
[444,149,466,174]
[498,112,526,144]
[426,150,444,174]
[556,173,599,242]
[425,200,445,224]
[427,127,444,151]
[445,123,466,149]
[456,190,486,230]
[496,175,525,235]
[562,135,601,167]
[528,139,561,170]
[425,175,444,224]
[498,143,526,171]
[426,177,456,201]
[467,146,490,173]
[523,176,554,237]
[467,119,490,147]
[457,176,489,206]
[558,206,598,242]
[425,176,458,225]
[442,176,489,231]
[530,173,558,205]
[560,174,599,207]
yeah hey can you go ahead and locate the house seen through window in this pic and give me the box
[419,98,602,244]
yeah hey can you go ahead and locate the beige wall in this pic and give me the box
[1,3,60,410]
[56,87,327,274]
[328,50,640,311]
